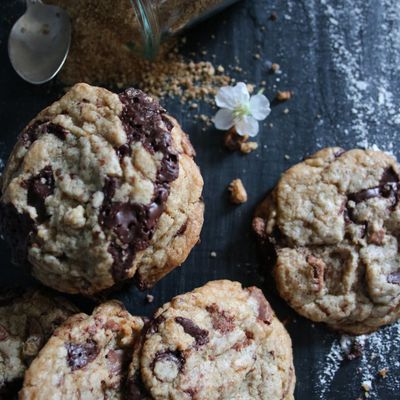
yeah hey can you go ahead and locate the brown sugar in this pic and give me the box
[45,0,233,102]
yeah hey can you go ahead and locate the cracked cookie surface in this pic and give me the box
[253,148,400,334]
[0,289,78,396]
[0,83,204,295]
[127,280,295,400]
[20,301,144,400]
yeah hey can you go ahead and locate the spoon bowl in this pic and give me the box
[8,0,71,85]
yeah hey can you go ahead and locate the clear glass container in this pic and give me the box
[43,0,240,84]
[131,0,241,57]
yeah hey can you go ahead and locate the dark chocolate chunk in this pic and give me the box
[152,350,184,374]
[176,220,188,236]
[184,388,197,398]
[175,317,209,346]
[387,272,400,285]
[45,123,69,141]
[106,349,124,374]
[348,187,381,204]
[206,304,236,334]
[98,89,180,283]
[20,121,68,146]
[348,167,399,205]
[346,167,400,223]
[26,166,55,221]
[145,315,166,336]
[20,120,44,146]
[334,148,346,158]
[65,340,99,371]
[247,287,273,324]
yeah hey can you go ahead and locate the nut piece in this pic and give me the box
[228,179,248,204]
[224,129,248,151]
[240,142,258,154]
[276,91,293,102]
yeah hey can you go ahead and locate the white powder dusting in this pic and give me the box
[318,0,400,152]
[315,321,400,399]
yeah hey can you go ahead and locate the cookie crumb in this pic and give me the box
[224,129,248,151]
[146,294,154,303]
[276,90,293,102]
[270,63,280,74]
[283,108,290,114]
[347,343,363,360]
[378,367,388,378]
[210,251,217,258]
[228,179,248,204]
[240,142,258,154]
[284,154,290,160]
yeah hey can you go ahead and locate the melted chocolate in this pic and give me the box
[247,287,273,324]
[151,350,184,374]
[99,89,179,282]
[45,123,69,141]
[20,121,68,146]
[348,167,399,205]
[26,166,55,222]
[65,340,99,371]
[20,120,44,146]
[175,317,209,346]
[346,167,400,223]
[145,315,166,336]
[387,272,400,285]
[206,304,236,334]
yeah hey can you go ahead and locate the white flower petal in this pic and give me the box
[235,116,259,137]
[249,94,271,120]
[213,109,234,130]
[231,82,251,106]
[215,87,238,110]
[215,82,250,109]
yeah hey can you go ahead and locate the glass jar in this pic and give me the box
[131,0,241,57]
[45,1,240,58]
[43,0,240,84]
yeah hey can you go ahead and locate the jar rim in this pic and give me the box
[130,0,160,59]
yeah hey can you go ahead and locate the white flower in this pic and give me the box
[213,82,271,136]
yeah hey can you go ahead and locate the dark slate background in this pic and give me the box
[1,0,399,399]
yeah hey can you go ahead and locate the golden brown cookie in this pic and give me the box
[0,83,204,295]
[127,280,295,400]
[254,148,400,334]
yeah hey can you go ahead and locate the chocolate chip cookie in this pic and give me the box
[0,83,204,295]
[253,148,400,334]
[20,301,144,399]
[127,280,295,399]
[0,289,78,396]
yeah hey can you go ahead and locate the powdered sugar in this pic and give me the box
[315,321,400,399]
[318,0,400,152]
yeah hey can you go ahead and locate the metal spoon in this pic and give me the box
[8,0,71,84]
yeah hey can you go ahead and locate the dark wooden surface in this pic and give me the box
[1,0,400,399]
